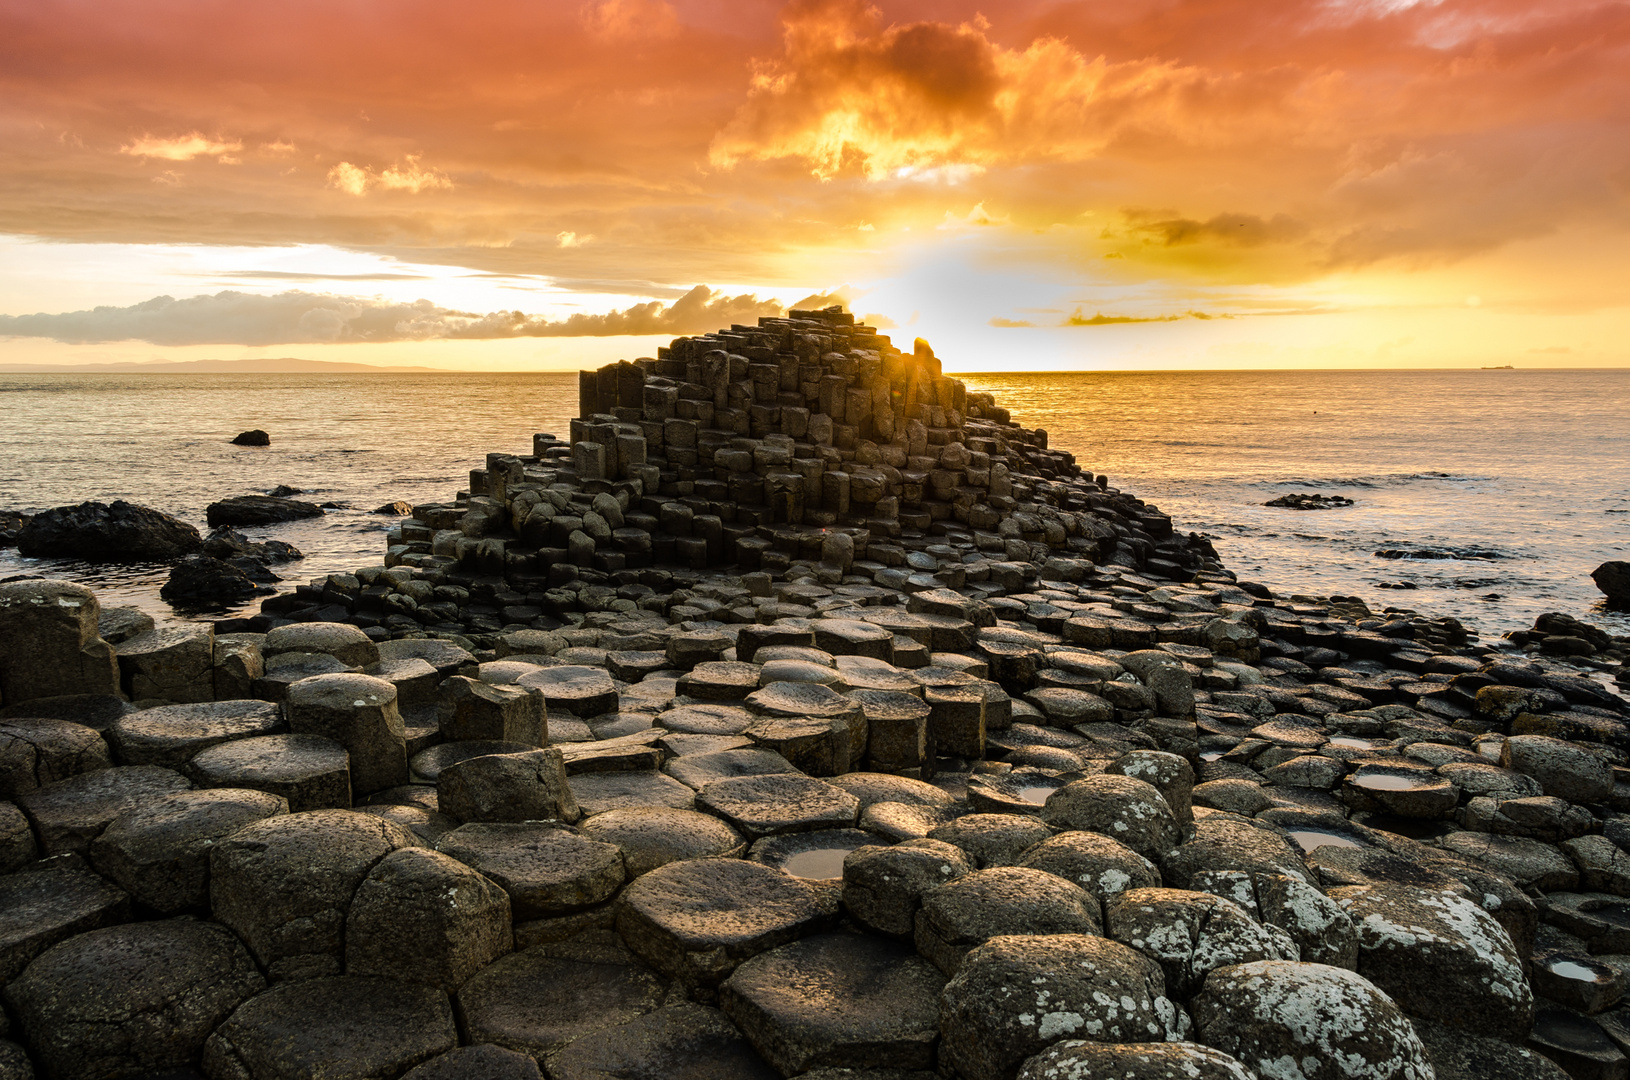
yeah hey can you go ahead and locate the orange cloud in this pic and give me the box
[120,132,242,161]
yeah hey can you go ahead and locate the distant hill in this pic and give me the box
[0,357,449,374]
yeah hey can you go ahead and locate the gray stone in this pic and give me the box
[938,934,1186,1080]
[90,787,288,913]
[3,920,264,1080]
[1105,887,1299,998]
[615,857,827,994]
[1041,774,1180,859]
[664,747,798,790]
[437,748,580,824]
[377,638,478,680]
[1192,961,1433,1080]
[570,769,697,816]
[1436,831,1580,892]
[0,803,35,874]
[456,939,667,1059]
[843,838,975,938]
[436,822,624,919]
[116,625,215,703]
[518,665,619,717]
[0,693,134,733]
[16,764,190,855]
[1016,1042,1255,1080]
[437,676,546,746]
[0,861,130,986]
[1253,872,1360,969]
[210,809,418,981]
[1161,815,1314,889]
[284,673,408,795]
[202,976,456,1080]
[545,1003,779,1080]
[927,813,1053,869]
[1106,750,1195,827]
[696,774,859,838]
[0,717,110,800]
[402,1044,543,1080]
[1413,1016,1571,1080]
[263,622,379,668]
[916,866,1103,976]
[214,634,266,701]
[1566,835,1630,896]
[1503,734,1615,804]
[345,846,511,990]
[0,581,119,705]
[109,700,284,767]
[721,932,944,1074]
[189,733,351,811]
[580,807,745,876]
[1014,831,1162,902]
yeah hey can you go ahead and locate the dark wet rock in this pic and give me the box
[0,581,120,704]
[161,555,269,603]
[721,931,944,1074]
[16,501,202,561]
[0,716,110,800]
[1192,778,1274,816]
[231,430,270,446]
[1526,1007,1629,1080]
[938,934,1185,1080]
[545,1003,779,1080]
[1331,882,1533,1035]
[1533,950,1622,1014]
[436,822,622,919]
[3,920,264,1080]
[205,494,324,527]
[1105,887,1298,999]
[209,808,418,981]
[1564,835,1630,897]
[696,773,859,838]
[402,1044,541,1080]
[96,605,150,644]
[109,699,284,768]
[457,939,667,1059]
[345,846,510,990]
[0,511,28,548]
[843,838,975,937]
[16,764,190,856]
[0,803,35,874]
[1413,1016,1571,1080]
[1437,831,1580,892]
[284,673,407,795]
[1264,493,1355,510]
[916,866,1103,976]
[189,733,351,812]
[1041,774,1180,859]
[90,787,288,913]
[374,501,415,516]
[202,526,303,566]
[615,857,827,995]
[1593,561,1630,603]
[927,813,1053,869]
[1016,1041,1255,1080]
[1193,961,1433,1080]
[0,861,130,985]
[580,807,745,876]
[202,976,457,1080]
[438,747,580,824]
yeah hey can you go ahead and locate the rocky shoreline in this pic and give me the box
[0,307,1628,1079]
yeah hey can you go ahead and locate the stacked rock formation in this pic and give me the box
[3,311,1630,1078]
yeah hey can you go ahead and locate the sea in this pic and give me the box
[1,368,1626,643]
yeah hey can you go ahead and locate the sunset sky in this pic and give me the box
[1,0,1626,371]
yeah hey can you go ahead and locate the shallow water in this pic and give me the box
[1,367,1626,636]
[1286,829,1363,852]
[780,847,851,880]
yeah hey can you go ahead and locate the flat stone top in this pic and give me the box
[191,734,349,780]
[619,858,822,950]
[284,673,398,709]
[264,622,373,656]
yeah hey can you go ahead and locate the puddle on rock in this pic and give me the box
[1550,959,1602,982]
[1352,773,1432,791]
[1200,751,1226,762]
[1328,736,1376,750]
[1288,829,1364,852]
[1016,784,1060,805]
[781,848,853,880]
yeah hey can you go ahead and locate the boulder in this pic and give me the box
[721,932,945,1074]
[16,501,201,561]
[1161,815,1314,889]
[928,813,1054,869]
[437,748,579,824]
[90,787,289,913]
[938,934,1186,1080]
[916,867,1102,976]
[456,939,667,1059]
[231,429,271,446]
[843,838,975,937]
[345,846,512,990]
[209,809,419,981]
[161,555,269,603]
[116,624,215,703]
[0,580,119,704]
[1014,831,1161,902]
[284,673,408,794]
[1592,561,1630,603]
[205,494,324,527]
[1192,961,1434,1080]
[438,676,546,746]
[203,526,303,565]
[202,976,457,1080]
[1104,887,1299,998]
[1041,774,1180,859]
[3,920,264,1079]
[1501,735,1614,804]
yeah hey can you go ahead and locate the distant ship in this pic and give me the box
[1480,365,1515,370]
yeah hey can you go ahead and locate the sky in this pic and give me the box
[0,0,1626,371]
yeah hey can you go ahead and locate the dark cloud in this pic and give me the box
[0,285,787,346]
[1128,211,1309,249]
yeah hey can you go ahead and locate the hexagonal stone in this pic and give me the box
[0,580,119,704]
[403,1044,543,1080]
[436,676,546,746]
[263,622,380,668]
[438,748,580,824]
[826,772,954,811]
[1104,887,1299,998]
[927,814,1053,869]
[749,829,888,885]
[109,700,284,767]
[210,809,419,982]
[1017,1041,1255,1080]
[743,715,853,777]
[356,802,460,847]
[1014,831,1161,902]
[938,934,1186,1080]
[0,716,110,800]
[0,693,135,733]
[457,939,668,1059]
[546,1003,778,1080]
[580,808,746,876]
[860,800,974,842]
[570,770,697,816]
[1436,831,1580,892]
[377,637,477,679]
[518,666,618,717]
[0,861,130,985]
[202,976,456,1080]
[915,867,1103,976]
[676,662,761,702]
[117,624,215,703]
[655,704,756,736]
[4,920,264,1079]
[90,787,289,913]
[436,823,624,919]
[1160,815,1314,889]
[697,775,860,839]
[189,733,351,812]
[16,764,191,855]
[842,838,975,938]
[616,858,827,994]
[346,847,512,990]
[1040,775,1180,860]
[838,658,922,696]
[1330,882,1533,1036]
[284,673,408,795]
[411,739,537,782]
[665,748,798,791]
[721,932,943,1074]
[1192,961,1433,1080]
[851,690,930,772]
